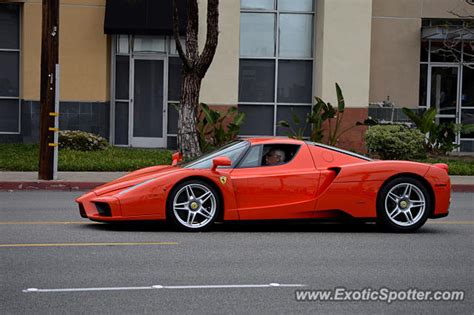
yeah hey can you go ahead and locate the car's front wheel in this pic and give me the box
[377,177,431,232]
[167,180,220,231]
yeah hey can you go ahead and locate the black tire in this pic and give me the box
[377,177,431,233]
[166,180,221,232]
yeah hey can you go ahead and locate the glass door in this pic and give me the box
[130,56,167,147]
[428,65,460,145]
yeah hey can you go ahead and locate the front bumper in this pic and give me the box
[76,192,122,222]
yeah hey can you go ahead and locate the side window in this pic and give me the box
[239,145,262,168]
[262,144,299,166]
[185,141,249,169]
[238,144,300,168]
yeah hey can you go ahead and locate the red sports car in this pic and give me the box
[76,138,450,232]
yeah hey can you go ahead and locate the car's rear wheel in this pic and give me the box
[167,180,220,231]
[377,177,431,232]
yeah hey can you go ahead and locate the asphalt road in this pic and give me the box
[0,191,472,314]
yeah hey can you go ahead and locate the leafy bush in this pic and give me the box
[197,103,245,152]
[365,125,426,160]
[277,110,308,140]
[59,130,108,151]
[402,107,464,155]
[429,122,461,155]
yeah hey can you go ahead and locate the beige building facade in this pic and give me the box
[0,0,472,151]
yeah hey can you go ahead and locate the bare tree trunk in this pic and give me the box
[177,72,202,157]
[173,0,219,160]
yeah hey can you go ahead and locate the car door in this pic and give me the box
[229,143,320,220]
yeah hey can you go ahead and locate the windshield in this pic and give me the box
[184,140,250,169]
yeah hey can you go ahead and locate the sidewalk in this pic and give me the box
[0,172,473,192]
[0,172,127,191]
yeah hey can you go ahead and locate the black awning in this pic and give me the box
[104,0,187,36]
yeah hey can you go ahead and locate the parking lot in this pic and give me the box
[1,191,472,314]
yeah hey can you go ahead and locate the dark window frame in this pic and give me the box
[0,3,21,134]
[238,2,315,137]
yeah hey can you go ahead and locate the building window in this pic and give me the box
[0,4,20,133]
[239,0,314,136]
[419,19,474,152]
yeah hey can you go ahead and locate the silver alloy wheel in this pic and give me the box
[384,183,426,227]
[172,183,217,229]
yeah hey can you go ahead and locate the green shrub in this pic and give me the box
[197,103,245,153]
[59,130,108,151]
[402,107,461,155]
[365,125,426,160]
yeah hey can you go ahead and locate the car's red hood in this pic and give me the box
[93,165,180,196]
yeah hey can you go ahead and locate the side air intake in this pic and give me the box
[94,202,112,216]
[317,167,341,197]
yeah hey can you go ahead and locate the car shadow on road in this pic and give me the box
[76,220,444,234]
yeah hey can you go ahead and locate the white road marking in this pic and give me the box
[0,242,178,248]
[23,283,306,293]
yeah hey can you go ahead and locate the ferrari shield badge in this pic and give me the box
[220,176,227,185]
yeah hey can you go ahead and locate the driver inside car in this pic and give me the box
[264,149,286,166]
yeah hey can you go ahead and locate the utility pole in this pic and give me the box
[38,0,60,180]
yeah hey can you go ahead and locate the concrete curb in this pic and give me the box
[451,185,474,193]
[0,181,473,192]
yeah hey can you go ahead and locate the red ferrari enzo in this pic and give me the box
[76,138,450,232]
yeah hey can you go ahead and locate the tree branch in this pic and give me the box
[447,9,474,18]
[447,0,474,18]
[172,0,191,70]
[197,0,219,78]
[434,1,474,69]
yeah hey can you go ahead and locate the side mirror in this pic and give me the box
[211,156,232,172]
[171,152,183,166]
